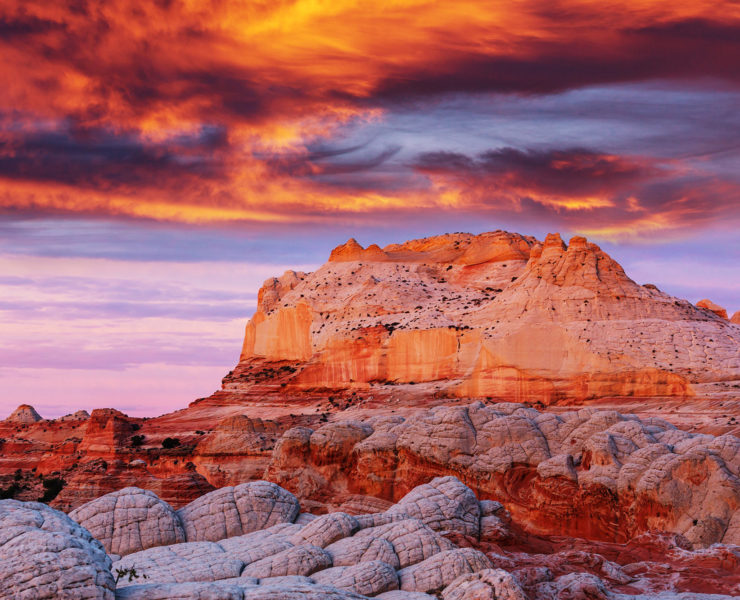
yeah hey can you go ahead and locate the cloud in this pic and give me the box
[370,17,740,101]
[411,145,740,236]
[0,1,737,235]
[414,147,656,198]
[0,121,229,190]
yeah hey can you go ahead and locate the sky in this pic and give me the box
[1,0,739,418]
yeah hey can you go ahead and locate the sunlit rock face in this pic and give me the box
[696,299,729,320]
[231,230,740,403]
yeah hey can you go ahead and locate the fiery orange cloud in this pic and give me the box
[2,0,738,125]
[0,0,739,237]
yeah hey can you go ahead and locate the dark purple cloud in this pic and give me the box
[414,147,656,196]
[0,121,228,190]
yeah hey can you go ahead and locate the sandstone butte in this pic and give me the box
[233,231,738,402]
[0,230,739,600]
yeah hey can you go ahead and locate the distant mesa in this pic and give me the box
[732,310,740,325]
[5,404,43,424]
[58,410,91,422]
[4,406,93,424]
[696,299,728,320]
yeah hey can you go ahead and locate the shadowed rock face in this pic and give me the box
[4,476,735,599]
[230,230,740,403]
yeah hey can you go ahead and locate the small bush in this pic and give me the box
[115,567,148,584]
[162,437,180,449]
[38,477,65,503]
[131,435,145,447]
[0,483,21,499]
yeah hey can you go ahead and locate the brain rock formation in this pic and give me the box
[267,402,740,548]
[0,499,114,599]
[3,476,738,599]
[69,487,186,556]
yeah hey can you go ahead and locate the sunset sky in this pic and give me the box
[1,0,739,417]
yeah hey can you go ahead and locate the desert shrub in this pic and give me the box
[162,437,180,449]
[131,435,145,447]
[0,483,21,499]
[115,567,148,584]
[38,477,65,503]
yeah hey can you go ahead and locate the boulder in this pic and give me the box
[116,581,368,600]
[442,569,528,600]
[534,572,613,600]
[353,518,455,567]
[0,499,114,599]
[311,560,399,596]
[398,548,493,593]
[289,512,360,548]
[69,487,185,556]
[326,535,400,569]
[376,593,436,600]
[240,544,332,578]
[177,480,299,542]
[217,523,301,565]
[479,515,511,542]
[112,541,243,586]
[388,476,481,538]
[114,581,246,600]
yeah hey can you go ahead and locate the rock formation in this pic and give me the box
[696,299,729,320]
[228,231,740,403]
[5,476,737,599]
[5,404,43,424]
[264,402,740,548]
[0,499,114,599]
[69,487,186,556]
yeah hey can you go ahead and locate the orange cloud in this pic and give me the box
[0,0,739,236]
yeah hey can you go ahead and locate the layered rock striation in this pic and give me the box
[229,231,740,403]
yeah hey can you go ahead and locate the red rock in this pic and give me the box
[697,299,728,319]
[233,230,739,403]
